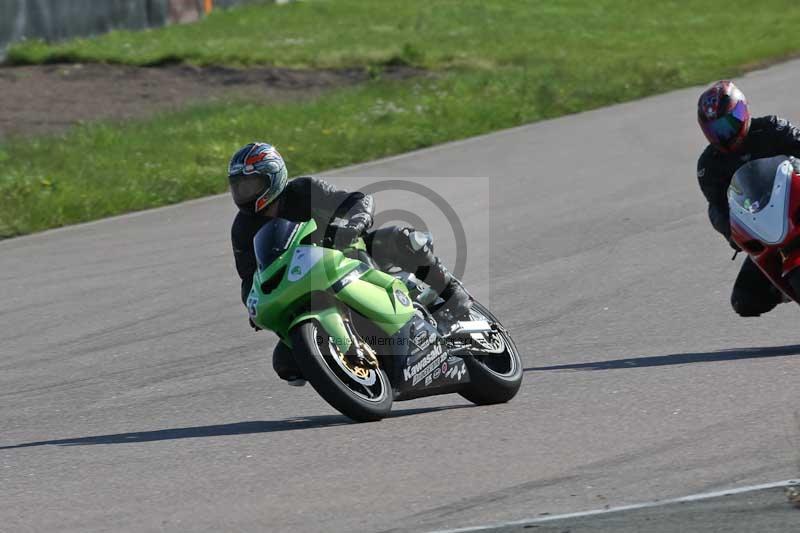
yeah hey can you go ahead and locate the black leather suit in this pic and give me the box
[231,176,448,306]
[697,115,800,316]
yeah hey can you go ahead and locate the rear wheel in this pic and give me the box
[290,320,393,422]
[457,301,523,405]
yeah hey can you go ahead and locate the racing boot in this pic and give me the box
[425,260,473,322]
[272,341,306,386]
[435,278,473,322]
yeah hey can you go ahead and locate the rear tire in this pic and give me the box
[290,321,393,422]
[458,301,523,405]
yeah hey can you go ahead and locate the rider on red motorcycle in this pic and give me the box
[697,80,800,316]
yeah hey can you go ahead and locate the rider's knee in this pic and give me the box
[399,227,433,254]
[272,341,299,380]
[731,289,777,317]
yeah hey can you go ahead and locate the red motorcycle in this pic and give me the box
[729,155,800,297]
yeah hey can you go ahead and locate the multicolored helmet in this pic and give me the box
[228,143,288,214]
[697,80,751,153]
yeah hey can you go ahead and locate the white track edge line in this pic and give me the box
[429,479,800,533]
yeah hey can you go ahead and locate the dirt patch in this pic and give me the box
[0,63,420,138]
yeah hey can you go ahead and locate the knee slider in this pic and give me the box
[401,228,433,254]
[732,301,761,317]
[731,292,766,317]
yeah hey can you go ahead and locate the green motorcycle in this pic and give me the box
[246,218,522,422]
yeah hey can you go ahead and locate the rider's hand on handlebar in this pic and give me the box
[327,219,367,249]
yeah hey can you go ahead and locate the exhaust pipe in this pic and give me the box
[450,320,493,335]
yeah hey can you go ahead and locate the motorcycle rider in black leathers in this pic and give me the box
[228,142,472,383]
[697,81,800,316]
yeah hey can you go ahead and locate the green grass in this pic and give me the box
[7,0,800,70]
[2,0,800,237]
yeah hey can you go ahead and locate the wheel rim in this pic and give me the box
[466,307,519,378]
[311,324,389,403]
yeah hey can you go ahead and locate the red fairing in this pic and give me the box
[780,170,800,277]
[729,170,800,301]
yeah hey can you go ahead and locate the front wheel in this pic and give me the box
[290,320,393,422]
[458,301,523,405]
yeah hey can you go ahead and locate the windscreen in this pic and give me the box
[729,156,787,214]
[253,218,301,271]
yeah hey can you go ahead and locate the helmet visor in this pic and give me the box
[230,173,270,206]
[703,100,748,147]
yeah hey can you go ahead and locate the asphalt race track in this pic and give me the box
[3,60,800,532]
[472,485,799,533]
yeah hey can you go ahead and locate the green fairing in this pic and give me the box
[248,219,414,351]
[335,268,414,332]
[289,306,350,352]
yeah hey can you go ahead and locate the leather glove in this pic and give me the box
[328,217,368,248]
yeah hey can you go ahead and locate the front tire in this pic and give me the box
[458,301,523,405]
[290,321,393,422]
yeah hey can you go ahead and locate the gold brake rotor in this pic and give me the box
[335,341,378,379]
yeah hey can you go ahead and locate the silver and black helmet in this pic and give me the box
[228,142,288,214]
